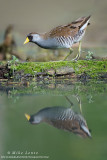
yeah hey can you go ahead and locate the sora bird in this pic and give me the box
[24,16,91,61]
[25,106,91,138]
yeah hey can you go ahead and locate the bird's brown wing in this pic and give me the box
[49,119,89,138]
[44,25,79,38]
[44,16,90,39]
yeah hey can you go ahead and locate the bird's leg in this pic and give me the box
[74,95,82,113]
[65,96,74,107]
[72,41,82,61]
[78,41,82,58]
[63,48,73,61]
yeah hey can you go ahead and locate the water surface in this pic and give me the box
[0,80,107,160]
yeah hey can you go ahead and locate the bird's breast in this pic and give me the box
[35,37,72,49]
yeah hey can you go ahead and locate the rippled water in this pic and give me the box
[0,79,107,160]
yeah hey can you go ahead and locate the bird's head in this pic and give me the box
[25,113,42,124]
[24,33,41,44]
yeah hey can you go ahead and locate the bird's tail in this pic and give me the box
[81,124,92,138]
[79,15,91,30]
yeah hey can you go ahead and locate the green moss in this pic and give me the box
[73,60,107,78]
[10,60,107,78]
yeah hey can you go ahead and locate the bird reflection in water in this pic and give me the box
[25,96,91,138]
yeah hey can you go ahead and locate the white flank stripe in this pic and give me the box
[80,19,90,31]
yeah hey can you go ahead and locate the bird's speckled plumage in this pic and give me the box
[24,16,91,60]
[44,16,90,38]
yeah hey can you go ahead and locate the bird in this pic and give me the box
[24,16,91,61]
[25,106,91,138]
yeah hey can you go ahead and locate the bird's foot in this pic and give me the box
[71,58,78,62]
[71,55,80,62]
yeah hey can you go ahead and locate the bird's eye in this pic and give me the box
[28,36,32,41]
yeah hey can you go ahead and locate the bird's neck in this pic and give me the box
[33,114,44,124]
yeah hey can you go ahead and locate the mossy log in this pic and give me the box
[0,60,107,80]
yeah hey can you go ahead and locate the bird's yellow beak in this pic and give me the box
[24,37,29,44]
[25,113,30,121]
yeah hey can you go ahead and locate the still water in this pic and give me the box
[0,79,107,160]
